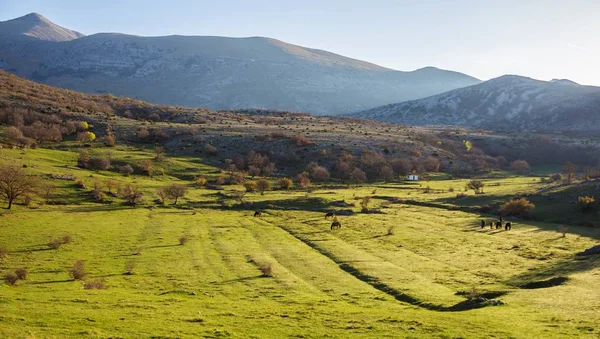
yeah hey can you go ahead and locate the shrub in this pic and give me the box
[164,184,188,204]
[244,181,257,192]
[91,189,106,202]
[204,144,218,156]
[77,150,90,167]
[61,234,72,244]
[500,197,535,217]
[48,240,62,250]
[278,178,293,189]
[466,180,485,194]
[259,262,273,277]
[119,164,134,176]
[84,279,106,290]
[139,159,153,175]
[119,184,144,205]
[549,173,563,182]
[195,177,207,187]
[360,196,371,212]
[87,157,111,171]
[69,260,86,280]
[290,135,314,146]
[0,246,7,260]
[5,272,18,286]
[104,135,116,147]
[578,196,596,212]
[77,131,96,142]
[15,267,29,280]
[179,235,189,245]
[124,261,136,275]
[256,179,271,195]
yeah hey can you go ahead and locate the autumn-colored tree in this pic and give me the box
[510,160,530,174]
[278,178,293,190]
[119,184,144,205]
[466,180,485,194]
[0,165,39,209]
[350,168,367,185]
[310,166,331,182]
[256,179,271,195]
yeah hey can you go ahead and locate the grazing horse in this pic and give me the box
[253,211,262,217]
[330,221,342,230]
[325,212,335,220]
[505,222,512,231]
[489,220,495,229]
[499,216,504,224]
[480,219,486,229]
[495,221,502,229]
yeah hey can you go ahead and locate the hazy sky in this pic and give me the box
[2,0,599,85]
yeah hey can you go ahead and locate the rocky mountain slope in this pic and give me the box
[354,75,600,130]
[0,13,480,115]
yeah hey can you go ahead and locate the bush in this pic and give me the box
[360,196,371,212]
[578,196,596,212]
[124,261,136,275]
[5,272,18,286]
[48,240,62,250]
[466,180,485,194]
[84,279,106,290]
[87,157,111,171]
[0,246,7,260]
[259,262,273,277]
[69,260,86,280]
[204,144,218,156]
[119,164,134,176]
[244,181,257,192]
[549,173,563,182]
[179,235,189,245]
[91,189,106,202]
[500,198,535,217]
[310,166,331,182]
[139,159,153,175]
[15,267,28,280]
[195,177,207,187]
[278,178,293,189]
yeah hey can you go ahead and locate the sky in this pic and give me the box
[1,0,599,85]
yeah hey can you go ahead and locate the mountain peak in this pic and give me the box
[0,12,85,42]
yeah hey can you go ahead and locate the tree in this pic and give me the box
[154,146,166,161]
[256,179,271,195]
[165,184,188,205]
[310,166,331,182]
[0,165,39,209]
[120,184,144,205]
[297,172,311,189]
[156,187,167,205]
[510,160,530,174]
[349,168,367,185]
[38,180,55,204]
[278,178,293,189]
[466,180,485,194]
[564,161,577,183]
[77,131,96,143]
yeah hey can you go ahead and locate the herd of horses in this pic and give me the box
[254,210,512,232]
[481,217,512,231]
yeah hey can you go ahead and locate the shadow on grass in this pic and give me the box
[278,222,504,312]
[218,276,264,284]
[30,279,74,285]
[508,254,600,287]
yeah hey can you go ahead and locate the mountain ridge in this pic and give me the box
[353,75,600,130]
[0,13,480,115]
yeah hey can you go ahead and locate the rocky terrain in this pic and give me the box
[354,75,600,130]
[0,13,480,115]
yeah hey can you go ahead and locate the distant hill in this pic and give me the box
[354,75,600,130]
[0,13,480,115]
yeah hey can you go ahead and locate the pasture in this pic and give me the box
[1,147,599,338]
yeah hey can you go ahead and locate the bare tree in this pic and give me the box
[564,161,577,183]
[466,180,485,194]
[165,184,188,204]
[0,165,39,209]
[256,179,271,195]
[38,180,55,203]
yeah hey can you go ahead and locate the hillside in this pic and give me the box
[354,75,600,130]
[0,13,480,115]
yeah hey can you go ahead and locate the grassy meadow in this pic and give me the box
[1,146,599,338]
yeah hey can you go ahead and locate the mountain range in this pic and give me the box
[354,75,600,130]
[0,13,479,115]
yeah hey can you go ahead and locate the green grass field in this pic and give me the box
[1,147,599,338]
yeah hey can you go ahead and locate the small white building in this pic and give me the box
[407,174,419,181]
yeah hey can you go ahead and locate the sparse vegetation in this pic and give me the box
[69,260,86,280]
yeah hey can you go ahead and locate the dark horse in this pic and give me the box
[325,212,335,219]
[480,219,486,229]
[505,222,512,230]
[495,221,502,229]
[254,211,262,217]
[331,221,342,230]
